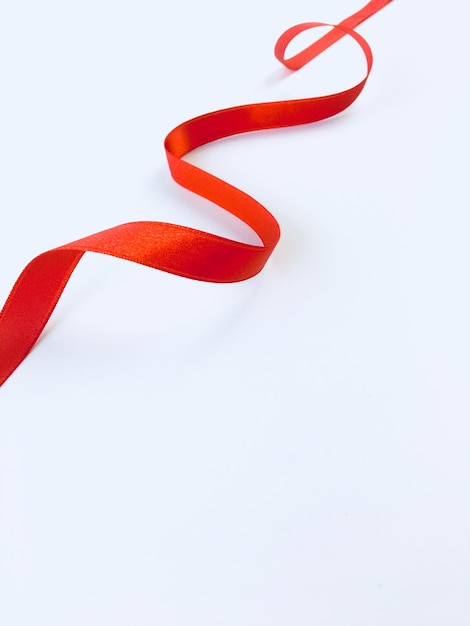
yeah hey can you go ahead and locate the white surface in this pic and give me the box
[1,1,469,624]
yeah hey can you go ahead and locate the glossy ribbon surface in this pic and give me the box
[0,0,393,387]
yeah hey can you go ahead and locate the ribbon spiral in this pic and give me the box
[0,0,393,387]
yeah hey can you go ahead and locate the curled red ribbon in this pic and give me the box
[0,0,393,387]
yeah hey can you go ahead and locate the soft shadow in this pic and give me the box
[263,66,293,87]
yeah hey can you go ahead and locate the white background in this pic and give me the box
[1,1,469,624]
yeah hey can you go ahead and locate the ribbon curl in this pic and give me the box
[0,0,393,387]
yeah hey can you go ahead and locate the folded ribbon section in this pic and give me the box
[0,0,393,387]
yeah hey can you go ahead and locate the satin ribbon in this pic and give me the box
[0,0,393,387]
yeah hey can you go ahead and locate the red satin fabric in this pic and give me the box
[0,0,393,387]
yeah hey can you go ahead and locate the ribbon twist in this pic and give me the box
[0,0,393,387]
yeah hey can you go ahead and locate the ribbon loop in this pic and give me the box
[275,22,373,72]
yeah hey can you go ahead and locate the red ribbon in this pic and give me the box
[0,0,393,387]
